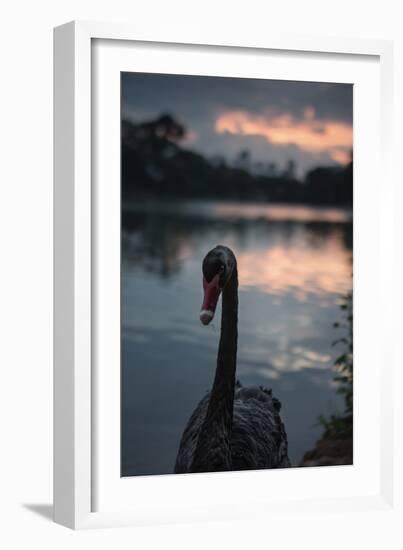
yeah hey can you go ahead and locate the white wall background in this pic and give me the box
[0,1,401,548]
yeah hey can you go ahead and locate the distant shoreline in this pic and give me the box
[122,199,353,224]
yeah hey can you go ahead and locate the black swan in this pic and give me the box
[174,245,290,473]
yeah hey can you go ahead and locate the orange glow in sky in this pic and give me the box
[215,107,352,165]
[330,149,352,165]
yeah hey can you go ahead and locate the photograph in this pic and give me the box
[120,72,353,477]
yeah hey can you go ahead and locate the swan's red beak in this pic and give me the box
[200,273,221,325]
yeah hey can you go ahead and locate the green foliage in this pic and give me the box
[317,413,353,438]
[318,292,353,438]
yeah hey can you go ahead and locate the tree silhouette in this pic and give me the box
[121,114,353,207]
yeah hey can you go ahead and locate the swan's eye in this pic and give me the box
[220,265,225,271]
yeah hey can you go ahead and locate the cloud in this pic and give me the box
[121,72,353,174]
[215,107,352,165]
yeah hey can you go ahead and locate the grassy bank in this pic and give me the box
[301,292,353,467]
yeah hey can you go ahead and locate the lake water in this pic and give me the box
[121,200,353,476]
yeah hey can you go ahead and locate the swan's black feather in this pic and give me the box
[174,384,290,473]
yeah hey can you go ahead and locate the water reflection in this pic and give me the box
[213,202,351,223]
[237,234,351,298]
[121,201,353,476]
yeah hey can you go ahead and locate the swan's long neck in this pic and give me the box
[191,267,238,472]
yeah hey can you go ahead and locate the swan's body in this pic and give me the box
[175,382,290,472]
[174,245,290,473]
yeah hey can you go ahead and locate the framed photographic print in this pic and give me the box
[54,21,396,529]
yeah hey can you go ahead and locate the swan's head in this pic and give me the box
[200,245,236,325]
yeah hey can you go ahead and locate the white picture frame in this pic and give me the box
[54,20,396,529]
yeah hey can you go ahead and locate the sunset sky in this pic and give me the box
[122,73,353,178]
